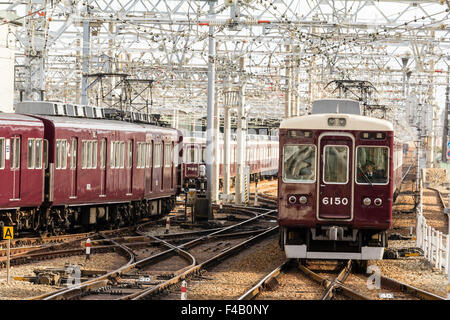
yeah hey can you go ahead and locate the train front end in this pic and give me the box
[278,100,394,260]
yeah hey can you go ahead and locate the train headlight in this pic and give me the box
[363,197,371,206]
[299,196,307,204]
[374,198,382,206]
[288,196,297,204]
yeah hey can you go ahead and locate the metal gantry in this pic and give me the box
[0,0,449,203]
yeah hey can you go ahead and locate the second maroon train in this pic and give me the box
[0,102,279,234]
[0,111,183,234]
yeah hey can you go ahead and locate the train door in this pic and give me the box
[100,139,106,196]
[10,136,21,200]
[318,134,354,220]
[149,141,154,193]
[126,139,133,195]
[70,137,78,198]
[163,142,173,191]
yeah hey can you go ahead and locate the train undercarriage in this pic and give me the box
[0,196,176,235]
[279,226,387,261]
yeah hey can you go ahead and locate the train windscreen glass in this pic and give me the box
[356,146,389,184]
[283,145,315,182]
[324,146,348,183]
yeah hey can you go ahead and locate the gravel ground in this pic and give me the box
[167,237,286,300]
[372,240,447,298]
[0,252,128,300]
[422,188,448,234]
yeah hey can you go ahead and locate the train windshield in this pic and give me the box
[283,145,316,182]
[356,146,389,184]
[323,145,348,184]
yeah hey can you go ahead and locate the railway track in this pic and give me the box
[28,207,278,300]
[238,259,445,300]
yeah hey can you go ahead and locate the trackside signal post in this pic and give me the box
[3,227,13,283]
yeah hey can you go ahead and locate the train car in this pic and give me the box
[0,113,46,231]
[181,132,278,189]
[0,102,182,233]
[278,99,402,261]
[32,114,181,231]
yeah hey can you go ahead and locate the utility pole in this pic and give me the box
[205,0,216,213]
[442,62,449,163]
[235,57,246,205]
[81,17,90,105]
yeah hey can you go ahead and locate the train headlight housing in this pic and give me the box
[299,196,307,204]
[288,196,297,204]
[363,197,371,206]
[374,198,382,206]
[328,117,346,127]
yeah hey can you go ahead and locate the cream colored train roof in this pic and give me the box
[280,113,393,131]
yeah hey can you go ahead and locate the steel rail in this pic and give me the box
[298,262,370,300]
[379,275,445,300]
[34,209,277,300]
[127,226,279,300]
[30,235,136,300]
[237,260,290,300]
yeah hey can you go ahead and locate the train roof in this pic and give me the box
[32,115,179,136]
[0,113,44,126]
[280,113,393,131]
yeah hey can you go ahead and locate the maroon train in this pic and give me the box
[278,99,403,261]
[181,133,278,189]
[0,110,182,233]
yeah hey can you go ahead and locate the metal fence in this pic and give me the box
[415,184,450,275]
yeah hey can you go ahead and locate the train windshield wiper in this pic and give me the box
[357,166,373,186]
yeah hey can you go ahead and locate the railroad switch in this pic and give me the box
[383,247,423,259]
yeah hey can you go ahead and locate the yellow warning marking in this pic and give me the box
[3,227,13,240]
[404,253,419,257]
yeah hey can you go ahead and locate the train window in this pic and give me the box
[323,146,348,184]
[110,141,116,168]
[148,143,153,168]
[56,139,67,170]
[356,146,389,184]
[35,139,43,169]
[10,137,21,169]
[282,145,316,183]
[119,142,125,168]
[165,144,172,167]
[113,142,119,168]
[28,139,35,169]
[144,143,150,168]
[154,143,162,168]
[62,140,67,169]
[93,141,98,169]
[127,140,133,169]
[87,141,93,169]
[82,141,88,169]
[187,146,196,164]
[136,143,141,168]
[100,139,106,169]
[0,138,4,169]
[55,140,61,169]
[201,147,206,163]
[43,140,48,170]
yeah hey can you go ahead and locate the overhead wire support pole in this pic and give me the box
[81,13,90,105]
[206,0,216,215]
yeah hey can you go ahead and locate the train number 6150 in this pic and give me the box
[322,197,348,206]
